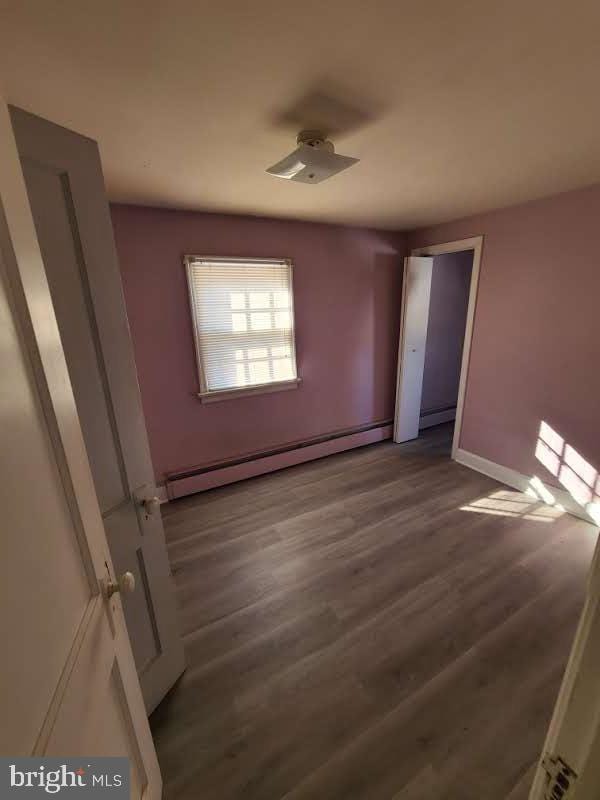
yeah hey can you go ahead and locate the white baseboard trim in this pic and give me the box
[419,408,456,430]
[454,447,595,524]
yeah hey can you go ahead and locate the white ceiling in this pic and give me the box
[2,0,600,230]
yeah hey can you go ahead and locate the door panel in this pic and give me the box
[44,612,147,800]
[103,503,162,674]
[394,256,433,443]
[20,160,127,512]
[10,105,185,712]
[0,242,95,755]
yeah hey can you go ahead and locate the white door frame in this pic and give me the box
[394,235,484,458]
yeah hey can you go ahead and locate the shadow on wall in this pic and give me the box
[373,253,403,418]
[421,249,473,419]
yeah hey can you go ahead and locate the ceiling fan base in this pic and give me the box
[296,130,335,152]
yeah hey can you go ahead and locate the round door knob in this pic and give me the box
[141,496,160,515]
[105,571,136,598]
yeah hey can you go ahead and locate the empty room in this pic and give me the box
[2,2,600,799]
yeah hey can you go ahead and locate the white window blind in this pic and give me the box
[185,256,298,396]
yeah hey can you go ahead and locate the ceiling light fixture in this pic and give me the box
[266,130,359,184]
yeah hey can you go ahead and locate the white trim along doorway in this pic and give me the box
[393,235,484,459]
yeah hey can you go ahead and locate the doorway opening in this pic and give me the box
[393,236,483,457]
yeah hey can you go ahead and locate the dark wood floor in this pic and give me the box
[151,425,597,800]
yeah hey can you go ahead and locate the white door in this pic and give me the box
[529,534,600,800]
[0,100,160,793]
[393,256,433,443]
[9,105,184,713]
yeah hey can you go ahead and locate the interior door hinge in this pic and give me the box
[541,753,577,799]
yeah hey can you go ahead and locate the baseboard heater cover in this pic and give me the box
[419,405,457,430]
[166,420,393,500]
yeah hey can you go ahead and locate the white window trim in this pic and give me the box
[184,255,300,403]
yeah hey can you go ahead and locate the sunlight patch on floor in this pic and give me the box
[460,489,565,523]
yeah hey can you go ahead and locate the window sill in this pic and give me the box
[197,378,301,404]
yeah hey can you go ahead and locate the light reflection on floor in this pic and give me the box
[460,489,565,523]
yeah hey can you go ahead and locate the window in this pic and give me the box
[185,256,299,401]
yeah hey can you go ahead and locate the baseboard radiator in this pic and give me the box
[419,404,456,430]
[165,419,394,500]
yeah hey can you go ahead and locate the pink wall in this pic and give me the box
[409,184,600,487]
[421,250,473,414]
[111,205,406,483]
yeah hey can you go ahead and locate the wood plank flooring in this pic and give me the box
[151,425,597,800]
